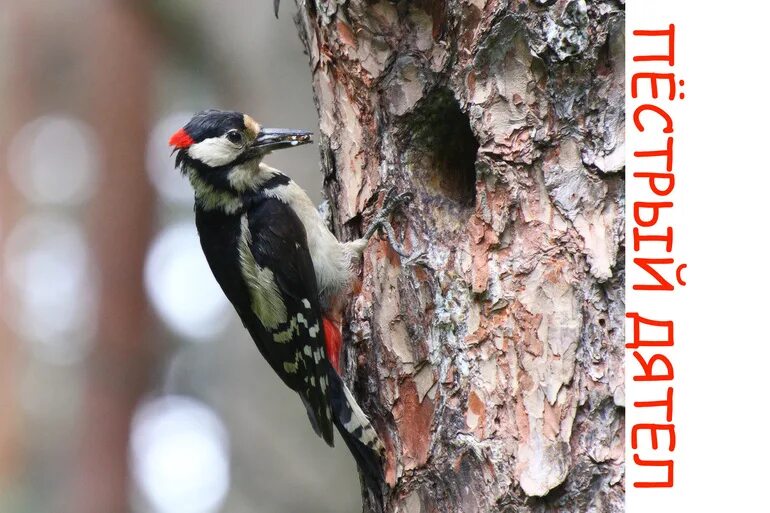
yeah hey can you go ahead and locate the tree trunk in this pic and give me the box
[294,1,624,512]
[67,4,157,512]
[0,1,35,493]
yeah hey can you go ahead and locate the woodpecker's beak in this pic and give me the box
[252,128,313,154]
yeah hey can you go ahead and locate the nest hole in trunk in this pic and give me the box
[401,87,479,207]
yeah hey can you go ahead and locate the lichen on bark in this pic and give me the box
[294,1,625,511]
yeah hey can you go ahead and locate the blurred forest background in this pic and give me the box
[0,1,361,512]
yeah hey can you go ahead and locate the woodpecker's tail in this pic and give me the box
[328,368,385,495]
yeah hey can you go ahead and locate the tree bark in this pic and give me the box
[295,1,624,512]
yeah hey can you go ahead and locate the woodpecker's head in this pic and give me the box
[170,109,312,195]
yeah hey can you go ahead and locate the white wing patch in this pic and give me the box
[238,215,287,328]
[272,312,312,343]
[283,350,302,374]
[319,374,328,393]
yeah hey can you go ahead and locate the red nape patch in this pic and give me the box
[322,317,342,374]
[169,128,194,149]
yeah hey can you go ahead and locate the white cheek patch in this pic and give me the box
[188,137,240,167]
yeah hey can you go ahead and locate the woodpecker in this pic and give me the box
[169,109,410,489]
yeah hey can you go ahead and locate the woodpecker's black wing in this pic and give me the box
[242,195,335,446]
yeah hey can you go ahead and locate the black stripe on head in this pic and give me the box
[184,109,246,143]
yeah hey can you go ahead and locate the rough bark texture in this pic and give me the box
[294,1,625,511]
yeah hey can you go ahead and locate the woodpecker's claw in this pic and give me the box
[364,188,427,266]
[273,0,280,18]
[363,188,412,241]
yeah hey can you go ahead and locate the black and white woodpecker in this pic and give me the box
[169,109,411,487]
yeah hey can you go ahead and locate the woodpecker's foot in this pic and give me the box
[363,188,412,240]
[364,188,427,266]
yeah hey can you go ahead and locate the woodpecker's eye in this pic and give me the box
[225,130,243,145]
